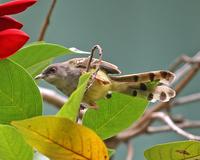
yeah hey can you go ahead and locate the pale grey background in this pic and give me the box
[5,0,200,159]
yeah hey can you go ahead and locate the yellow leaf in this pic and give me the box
[12,116,109,160]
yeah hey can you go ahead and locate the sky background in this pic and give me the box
[6,0,200,159]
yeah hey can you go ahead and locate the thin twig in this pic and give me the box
[147,120,200,133]
[126,141,134,160]
[169,55,200,72]
[117,122,148,141]
[86,45,103,72]
[175,64,199,94]
[171,93,200,107]
[173,52,200,84]
[169,55,187,72]
[38,0,57,41]
[151,112,200,140]
[86,45,103,90]
[181,55,200,65]
[106,117,200,147]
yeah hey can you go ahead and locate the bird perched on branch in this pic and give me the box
[35,57,176,108]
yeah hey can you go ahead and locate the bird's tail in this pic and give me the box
[110,70,176,102]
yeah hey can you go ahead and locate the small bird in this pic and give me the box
[35,57,176,108]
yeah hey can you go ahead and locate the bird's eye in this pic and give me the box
[48,67,57,74]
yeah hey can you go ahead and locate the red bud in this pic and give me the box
[0,0,37,16]
[0,15,23,31]
[0,29,29,59]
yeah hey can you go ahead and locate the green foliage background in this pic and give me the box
[9,0,200,159]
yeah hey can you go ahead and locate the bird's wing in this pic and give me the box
[74,57,121,74]
[99,60,121,74]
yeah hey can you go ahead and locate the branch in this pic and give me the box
[151,112,200,140]
[39,87,66,108]
[171,93,200,107]
[38,0,57,41]
[126,141,134,160]
[172,52,200,84]
[169,54,200,72]
[147,119,200,133]
[169,55,187,72]
[174,64,199,94]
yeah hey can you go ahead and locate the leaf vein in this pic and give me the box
[96,100,134,132]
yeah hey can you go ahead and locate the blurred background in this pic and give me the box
[7,0,200,159]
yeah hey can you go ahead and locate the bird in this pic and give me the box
[35,57,176,109]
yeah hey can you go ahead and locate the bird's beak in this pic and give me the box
[35,74,45,80]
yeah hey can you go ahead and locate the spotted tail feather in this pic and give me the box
[132,85,176,102]
[110,70,175,85]
[112,84,176,102]
[111,70,176,102]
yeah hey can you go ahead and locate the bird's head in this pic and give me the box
[35,64,68,85]
[35,60,82,96]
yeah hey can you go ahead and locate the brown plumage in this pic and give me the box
[35,57,176,108]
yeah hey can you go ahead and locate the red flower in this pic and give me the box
[0,29,29,59]
[0,16,23,31]
[0,0,37,60]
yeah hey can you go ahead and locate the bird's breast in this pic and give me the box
[83,70,112,105]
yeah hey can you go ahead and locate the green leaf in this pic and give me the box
[144,141,200,160]
[83,92,148,140]
[0,59,42,124]
[56,73,91,122]
[108,148,115,157]
[10,42,89,77]
[0,125,33,160]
